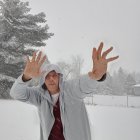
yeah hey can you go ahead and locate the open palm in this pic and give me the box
[23,51,46,79]
[90,42,119,80]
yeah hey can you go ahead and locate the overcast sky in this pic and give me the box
[24,0,140,74]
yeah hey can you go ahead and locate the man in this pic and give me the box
[10,42,119,140]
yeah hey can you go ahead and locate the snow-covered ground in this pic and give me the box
[84,95,140,107]
[0,100,40,140]
[0,97,140,140]
[87,106,140,140]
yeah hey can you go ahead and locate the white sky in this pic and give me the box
[24,0,140,74]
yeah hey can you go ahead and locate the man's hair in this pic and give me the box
[42,83,47,90]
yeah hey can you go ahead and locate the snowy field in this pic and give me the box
[84,95,140,108]
[0,96,140,140]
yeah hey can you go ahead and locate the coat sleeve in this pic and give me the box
[65,74,104,99]
[10,74,41,107]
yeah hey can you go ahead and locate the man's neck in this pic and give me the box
[49,89,60,95]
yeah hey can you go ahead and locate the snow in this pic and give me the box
[84,95,140,107]
[87,105,140,140]
[134,84,140,87]
[84,95,127,107]
[0,100,40,140]
[0,74,15,82]
[0,98,140,140]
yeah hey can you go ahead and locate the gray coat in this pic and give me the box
[10,64,99,140]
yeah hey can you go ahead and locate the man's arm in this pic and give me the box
[88,42,119,81]
[65,42,119,99]
[10,74,41,107]
[65,73,103,99]
[10,51,47,106]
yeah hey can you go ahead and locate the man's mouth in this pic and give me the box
[49,84,55,86]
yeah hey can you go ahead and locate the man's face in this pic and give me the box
[45,70,60,94]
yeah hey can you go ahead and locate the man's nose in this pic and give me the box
[49,76,54,81]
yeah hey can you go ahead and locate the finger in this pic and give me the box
[107,56,119,63]
[38,55,47,67]
[102,46,113,58]
[24,56,30,68]
[31,51,37,62]
[36,51,42,63]
[97,42,103,59]
[92,47,97,61]
[26,56,30,63]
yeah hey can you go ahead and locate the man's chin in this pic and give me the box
[48,87,57,92]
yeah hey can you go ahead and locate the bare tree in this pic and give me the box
[57,61,72,80]
[57,55,84,80]
[70,55,84,79]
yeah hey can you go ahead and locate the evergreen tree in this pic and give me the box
[0,0,53,99]
[113,67,127,95]
[103,72,114,95]
[124,74,136,95]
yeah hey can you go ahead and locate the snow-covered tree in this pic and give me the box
[57,55,84,80]
[103,72,114,95]
[57,61,72,80]
[0,0,53,99]
[70,55,84,79]
[0,0,53,55]
[112,67,128,95]
[124,74,136,95]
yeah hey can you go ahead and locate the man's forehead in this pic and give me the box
[46,70,57,76]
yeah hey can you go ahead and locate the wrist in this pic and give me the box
[97,73,106,82]
[88,72,101,80]
[22,74,32,82]
[88,71,106,81]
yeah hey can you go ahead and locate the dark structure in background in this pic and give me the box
[133,84,140,96]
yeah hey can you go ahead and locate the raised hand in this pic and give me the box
[23,51,46,81]
[88,42,119,80]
